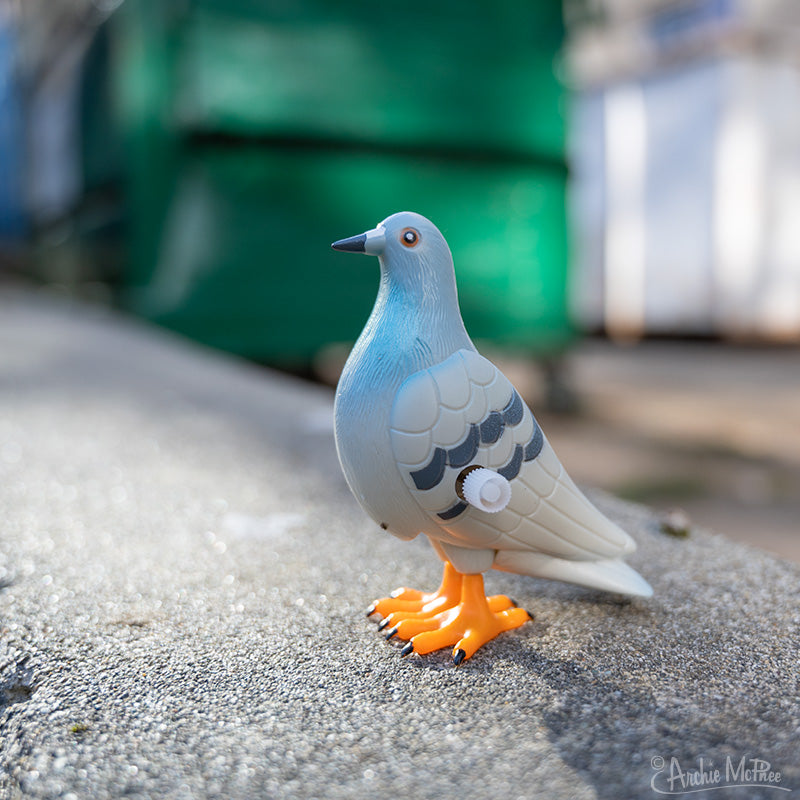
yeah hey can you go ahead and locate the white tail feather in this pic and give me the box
[493,550,653,597]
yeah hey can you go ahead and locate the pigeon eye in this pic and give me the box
[400,228,420,248]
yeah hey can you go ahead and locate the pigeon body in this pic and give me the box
[332,212,651,661]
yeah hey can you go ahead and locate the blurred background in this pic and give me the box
[1,0,798,559]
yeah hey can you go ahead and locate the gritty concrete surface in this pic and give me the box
[0,288,799,800]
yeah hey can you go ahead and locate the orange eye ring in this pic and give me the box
[400,227,420,247]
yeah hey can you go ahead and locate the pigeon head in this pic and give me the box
[332,211,456,298]
[332,211,472,365]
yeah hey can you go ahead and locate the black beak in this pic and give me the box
[331,234,366,253]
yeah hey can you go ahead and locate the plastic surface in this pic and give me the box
[333,211,652,661]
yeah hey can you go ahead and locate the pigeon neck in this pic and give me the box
[370,257,473,369]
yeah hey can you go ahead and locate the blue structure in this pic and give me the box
[0,13,26,239]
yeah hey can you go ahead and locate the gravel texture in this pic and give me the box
[0,289,798,799]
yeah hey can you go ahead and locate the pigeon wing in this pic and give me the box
[389,349,637,562]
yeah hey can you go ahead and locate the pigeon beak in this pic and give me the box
[331,226,385,256]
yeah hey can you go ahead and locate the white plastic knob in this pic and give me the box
[461,468,511,513]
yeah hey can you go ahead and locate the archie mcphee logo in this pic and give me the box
[650,754,791,794]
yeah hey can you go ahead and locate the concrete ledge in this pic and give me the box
[1,290,798,799]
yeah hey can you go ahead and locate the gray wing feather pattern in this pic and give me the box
[390,349,638,562]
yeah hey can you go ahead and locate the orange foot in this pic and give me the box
[368,562,531,664]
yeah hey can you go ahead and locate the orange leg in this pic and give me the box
[367,561,464,621]
[402,573,531,664]
[369,563,531,664]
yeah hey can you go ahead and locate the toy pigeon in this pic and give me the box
[332,211,651,664]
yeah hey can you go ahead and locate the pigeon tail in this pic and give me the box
[493,550,653,597]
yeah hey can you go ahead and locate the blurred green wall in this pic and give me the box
[113,0,572,367]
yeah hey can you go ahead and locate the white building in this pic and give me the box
[568,0,800,340]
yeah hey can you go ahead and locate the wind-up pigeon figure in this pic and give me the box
[332,212,652,664]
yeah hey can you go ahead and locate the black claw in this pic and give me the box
[525,610,534,621]
[366,603,377,617]
[400,642,414,657]
[385,626,399,641]
[453,649,466,666]
[509,597,518,607]
[377,617,391,631]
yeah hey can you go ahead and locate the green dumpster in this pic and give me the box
[115,0,571,367]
